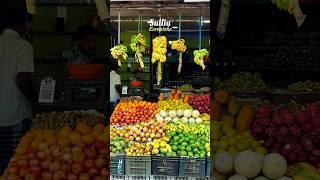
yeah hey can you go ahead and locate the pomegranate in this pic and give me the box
[256,104,274,118]
[84,148,97,159]
[84,159,94,169]
[49,160,60,173]
[95,157,104,169]
[79,173,90,180]
[71,163,83,175]
[66,173,77,180]
[30,165,41,177]
[88,168,99,177]
[41,171,53,180]
[53,170,66,180]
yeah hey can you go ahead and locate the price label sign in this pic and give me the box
[38,77,56,103]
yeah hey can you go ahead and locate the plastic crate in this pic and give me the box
[178,157,206,177]
[110,155,125,175]
[125,156,152,176]
[150,176,176,180]
[126,176,150,180]
[206,157,212,177]
[152,156,179,176]
[110,175,126,180]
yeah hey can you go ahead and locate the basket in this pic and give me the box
[178,157,206,177]
[125,156,152,176]
[206,157,212,177]
[151,156,179,176]
[66,64,105,80]
[110,155,125,175]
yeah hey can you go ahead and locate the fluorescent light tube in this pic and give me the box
[184,0,210,2]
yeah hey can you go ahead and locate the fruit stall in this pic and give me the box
[211,0,320,179]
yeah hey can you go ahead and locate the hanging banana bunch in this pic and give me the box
[171,39,187,74]
[194,49,209,70]
[130,33,147,69]
[110,45,128,66]
[271,0,305,27]
[152,36,167,84]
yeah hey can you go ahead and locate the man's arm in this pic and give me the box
[16,72,36,101]
[115,73,122,94]
[17,42,36,102]
[115,84,121,94]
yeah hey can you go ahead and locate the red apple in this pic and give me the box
[84,148,97,159]
[100,168,108,177]
[95,157,104,169]
[88,168,99,177]
[67,173,77,180]
[71,146,82,154]
[41,171,53,180]
[36,151,47,160]
[49,160,60,173]
[71,163,83,175]
[51,147,63,158]
[41,160,51,170]
[17,157,28,168]
[25,173,37,180]
[29,159,39,167]
[27,151,36,160]
[7,165,18,174]
[18,168,29,177]
[53,170,66,180]
[72,153,85,163]
[79,173,90,180]
[30,165,41,177]
[98,149,108,158]
[60,162,72,173]
[84,159,94,169]
[92,141,105,151]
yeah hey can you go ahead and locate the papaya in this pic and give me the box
[236,105,255,132]
[228,97,240,115]
[174,93,180,100]
[183,95,189,103]
[214,90,229,105]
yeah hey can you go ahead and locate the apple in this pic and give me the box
[94,176,104,180]
[71,163,83,175]
[7,166,18,174]
[53,170,66,180]
[95,157,104,169]
[84,148,97,159]
[17,157,28,168]
[79,173,90,180]
[49,160,60,173]
[62,153,72,162]
[88,168,99,177]
[72,153,85,163]
[29,159,39,167]
[84,159,94,169]
[27,151,36,160]
[60,162,72,173]
[30,165,41,177]
[100,168,108,177]
[71,146,82,154]
[36,151,47,160]
[92,141,105,151]
[51,147,63,158]
[67,173,77,180]
[18,168,29,177]
[41,171,53,180]
[41,160,51,170]
[98,149,108,158]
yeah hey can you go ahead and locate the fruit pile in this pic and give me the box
[110,100,158,126]
[177,84,193,91]
[193,49,209,70]
[188,94,210,113]
[125,143,153,156]
[1,122,108,179]
[157,99,191,111]
[151,137,172,156]
[110,44,128,66]
[155,109,204,124]
[111,120,167,143]
[167,129,209,157]
[221,72,268,93]
[165,122,210,141]
[251,102,320,167]
[110,137,129,154]
[213,121,267,156]
[158,89,190,102]
[130,33,147,68]
[213,151,289,180]
[288,80,320,92]
[32,110,104,130]
[286,162,320,179]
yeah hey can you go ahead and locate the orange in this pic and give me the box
[46,136,57,146]
[93,123,105,133]
[69,132,82,145]
[30,139,41,149]
[15,144,28,155]
[82,134,95,145]
[57,138,70,147]
[58,126,73,137]
[76,122,92,135]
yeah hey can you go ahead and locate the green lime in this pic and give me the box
[184,137,189,142]
[186,146,192,152]
[172,145,178,151]
[194,154,200,158]
[160,148,167,154]
[173,142,179,146]
[172,152,177,156]
[200,153,206,157]
[179,134,184,138]
[174,136,179,141]
[181,142,188,147]
[193,148,199,154]
[188,151,194,157]
[176,129,182,134]
[179,146,185,151]
[178,139,184,144]
[180,151,187,156]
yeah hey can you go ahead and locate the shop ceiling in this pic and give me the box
[110,0,210,31]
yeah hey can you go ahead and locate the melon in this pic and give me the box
[254,176,269,180]
[195,118,203,124]
[168,110,177,118]
[228,175,247,180]
[181,117,189,123]
[192,110,200,118]
[164,117,172,122]
[188,118,196,123]
[214,151,234,174]
[172,117,179,123]
[183,109,192,118]
[277,177,292,180]
[234,151,263,178]
[177,109,184,117]
[262,153,287,179]
[160,110,168,118]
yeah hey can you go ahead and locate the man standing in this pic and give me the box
[109,61,121,113]
[68,25,98,64]
[0,9,35,173]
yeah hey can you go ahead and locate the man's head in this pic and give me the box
[109,61,119,72]
[3,8,27,35]
[74,25,98,55]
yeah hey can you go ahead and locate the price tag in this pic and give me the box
[38,77,56,103]
[122,85,128,95]
[128,63,131,68]
[26,0,36,14]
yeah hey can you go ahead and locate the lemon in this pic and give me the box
[227,138,237,146]
[228,146,238,155]
[153,143,160,149]
[236,142,247,151]
[160,141,167,148]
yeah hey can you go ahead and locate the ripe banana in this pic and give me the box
[152,36,167,84]
[272,0,297,14]
[171,39,187,74]
[194,49,209,70]
[110,44,128,66]
[130,34,147,68]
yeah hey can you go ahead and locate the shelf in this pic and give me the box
[238,67,320,71]
[122,80,150,82]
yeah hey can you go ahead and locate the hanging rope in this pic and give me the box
[117,9,120,45]
[199,16,202,50]
[178,13,181,39]
[138,15,141,34]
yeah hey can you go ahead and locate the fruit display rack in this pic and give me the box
[109,88,211,178]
